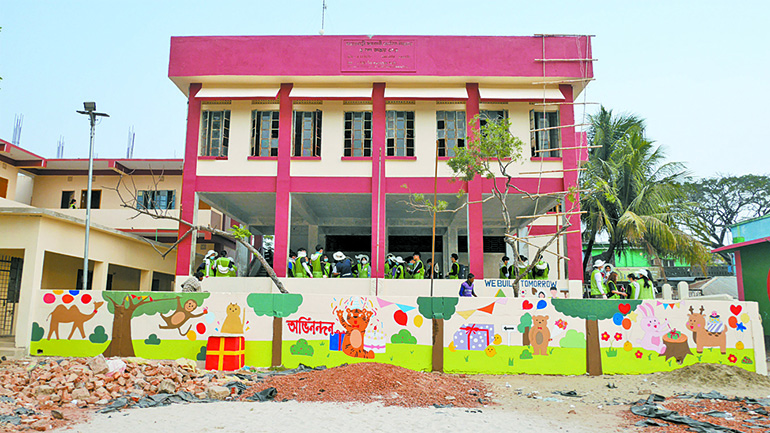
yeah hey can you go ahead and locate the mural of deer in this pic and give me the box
[686,305,726,354]
[46,302,104,340]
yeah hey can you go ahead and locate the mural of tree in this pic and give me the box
[102,292,210,357]
[416,297,458,321]
[417,297,458,372]
[552,299,641,376]
[517,312,532,346]
[246,293,303,367]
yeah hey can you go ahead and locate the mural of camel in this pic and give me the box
[686,305,727,354]
[47,302,104,340]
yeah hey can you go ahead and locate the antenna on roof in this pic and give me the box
[56,136,65,158]
[11,114,23,145]
[126,126,135,159]
[318,0,327,35]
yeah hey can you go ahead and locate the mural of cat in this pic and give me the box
[220,303,245,334]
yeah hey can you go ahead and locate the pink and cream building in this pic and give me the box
[169,35,593,282]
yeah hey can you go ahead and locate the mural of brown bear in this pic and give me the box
[528,315,551,356]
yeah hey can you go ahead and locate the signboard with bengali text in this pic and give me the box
[341,39,416,72]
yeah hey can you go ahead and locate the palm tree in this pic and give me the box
[581,107,709,278]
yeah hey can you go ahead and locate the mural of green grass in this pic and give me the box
[280,340,432,371]
[30,339,273,367]
[602,347,756,374]
[244,341,272,367]
[134,340,206,360]
[30,340,109,358]
[445,346,586,375]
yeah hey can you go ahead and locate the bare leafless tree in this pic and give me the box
[406,117,584,294]
[107,170,288,293]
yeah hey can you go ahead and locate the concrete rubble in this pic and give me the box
[0,355,240,431]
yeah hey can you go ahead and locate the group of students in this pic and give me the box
[589,259,656,299]
[197,250,237,277]
[287,245,371,278]
[287,248,472,280]
[384,252,469,280]
[498,255,550,280]
[181,249,237,292]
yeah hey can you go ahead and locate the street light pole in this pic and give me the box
[76,102,109,290]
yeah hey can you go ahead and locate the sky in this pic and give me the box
[1,0,768,178]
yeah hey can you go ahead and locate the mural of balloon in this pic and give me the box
[414,315,423,327]
[394,310,407,326]
[622,318,632,330]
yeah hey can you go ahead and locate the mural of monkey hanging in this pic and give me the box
[159,298,205,336]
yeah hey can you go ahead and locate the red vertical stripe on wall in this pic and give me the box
[371,83,386,278]
[175,83,202,276]
[466,83,484,278]
[559,84,583,281]
[735,250,744,301]
[273,83,293,278]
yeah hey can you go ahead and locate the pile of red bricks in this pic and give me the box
[241,363,493,408]
[0,355,233,431]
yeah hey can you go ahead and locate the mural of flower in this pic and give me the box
[601,332,610,341]
[555,319,567,330]
[614,333,623,341]
[635,350,643,359]
[728,354,738,364]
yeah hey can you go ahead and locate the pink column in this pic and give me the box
[175,83,202,276]
[466,83,484,278]
[734,250,744,300]
[559,84,583,281]
[371,83,387,278]
[273,83,293,277]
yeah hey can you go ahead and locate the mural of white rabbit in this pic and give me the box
[636,303,668,354]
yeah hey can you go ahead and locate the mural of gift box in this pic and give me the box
[205,335,245,371]
[453,324,494,351]
[329,331,344,351]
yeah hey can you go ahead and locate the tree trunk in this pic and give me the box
[603,242,618,266]
[585,319,602,376]
[103,305,135,357]
[522,327,530,346]
[582,227,598,281]
[432,319,444,372]
[662,335,692,364]
[271,317,283,367]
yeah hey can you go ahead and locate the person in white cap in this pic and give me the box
[589,259,608,298]
[532,255,550,280]
[332,251,353,278]
[637,269,655,299]
[196,250,218,277]
[392,256,407,279]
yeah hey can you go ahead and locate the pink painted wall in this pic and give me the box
[558,84,583,281]
[371,83,387,278]
[175,83,202,276]
[273,84,293,277]
[169,36,593,80]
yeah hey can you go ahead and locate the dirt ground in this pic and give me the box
[2,360,767,432]
[477,363,770,432]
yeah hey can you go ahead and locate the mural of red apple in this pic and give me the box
[394,309,407,326]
